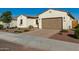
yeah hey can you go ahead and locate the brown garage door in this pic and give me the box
[42,17,62,30]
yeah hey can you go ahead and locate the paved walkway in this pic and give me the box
[0,32,79,50]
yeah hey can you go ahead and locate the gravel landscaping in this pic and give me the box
[49,30,79,44]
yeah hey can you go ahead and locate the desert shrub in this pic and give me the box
[74,28,79,39]
[10,26,17,29]
[5,29,9,32]
[60,29,68,33]
[28,25,34,29]
[18,28,21,30]
[14,26,17,28]
[14,30,22,33]
[16,28,29,32]
[58,32,63,35]
[24,29,29,32]
[0,24,3,29]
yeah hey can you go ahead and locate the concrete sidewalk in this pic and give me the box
[0,32,79,51]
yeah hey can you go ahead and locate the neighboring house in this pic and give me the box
[17,15,38,28]
[38,9,75,30]
[0,18,17,28]
[0,21,4,25]
[10,20,17,28]
[0,21,8,28]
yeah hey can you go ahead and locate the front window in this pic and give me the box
[36,19,38,25]
[36,19,39,28]
[20,19,23,25]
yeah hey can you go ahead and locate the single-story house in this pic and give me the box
[16,9,76,30]
[17,15,38,28]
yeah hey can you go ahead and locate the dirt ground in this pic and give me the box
[0,39,43,51]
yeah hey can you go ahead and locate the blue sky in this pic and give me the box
[0,8,79,20]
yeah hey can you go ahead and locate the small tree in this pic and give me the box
[75,24,79,29]
[74,27,79,39]
[0,11,12,28]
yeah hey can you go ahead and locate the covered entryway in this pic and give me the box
[42,17,63,30]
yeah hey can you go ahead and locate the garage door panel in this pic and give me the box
[42,18,62,30]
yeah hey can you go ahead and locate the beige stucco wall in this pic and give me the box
[27,18,37,27]
[17,15,37,28]
[38,9,73,30]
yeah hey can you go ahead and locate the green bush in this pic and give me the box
[74,28,79,39]
[0,24,3,29]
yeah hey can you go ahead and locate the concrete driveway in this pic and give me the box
[21,29,60,38]
[0,32,79,50]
